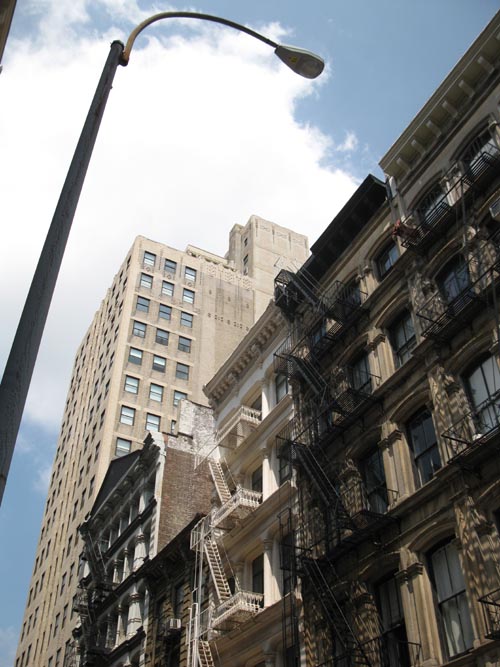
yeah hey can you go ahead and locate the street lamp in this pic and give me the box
[0,12,324,505]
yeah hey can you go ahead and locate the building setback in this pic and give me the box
[14,216,308,667]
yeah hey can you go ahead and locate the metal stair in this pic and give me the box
[302,558,373,666]
[198,640,215,667]
[208,460,231,505]
[203,537,231,603]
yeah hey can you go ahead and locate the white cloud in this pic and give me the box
[335,130,359,153]
[1,2,358,435]
[33,463,53,495]
[0,625,18,667]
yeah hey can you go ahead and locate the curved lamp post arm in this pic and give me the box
[0,13,323,506]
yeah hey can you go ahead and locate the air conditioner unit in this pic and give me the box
[490,198,500,222]
[165,618,182,632]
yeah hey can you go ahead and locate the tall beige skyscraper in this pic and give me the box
[14,215,308,667]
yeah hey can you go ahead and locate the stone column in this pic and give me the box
[127,590,142,636]
[263,539,274,608]
[133,533,146,570]
[112,559,120,585]
[380,428,416,503]
[262,447,273,501]
[116,604,124,643]
[261,378,271,419]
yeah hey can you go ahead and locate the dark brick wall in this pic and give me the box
[158,448,211,548]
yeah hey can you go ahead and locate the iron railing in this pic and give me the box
[442,391,500,458]
[479,586,500,640]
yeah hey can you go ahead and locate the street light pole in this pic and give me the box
[0,13,324,505]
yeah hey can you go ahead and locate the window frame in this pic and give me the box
[136,295,150,313]
[143,251,156,267]
[162,281,174,297]
[119,405,135,426]
[149,383,164,403]
[152,355,166,373]
[155,328,169,346]
[182,288,195,305]
[146,413,161,431]
[164,258,177,274]
[132,320,146,338]
[176,362,190,381]
[128,347,143,365]
[178,336,192,353]
[407,409,441,486]
[180,311,193,328]
[376,240,399,280]
[389,311,417,368]
[140,273,153,289]
[124,375,139,394]
[173,390,187,406]
[184,266,197,282]
[159,304,172,320]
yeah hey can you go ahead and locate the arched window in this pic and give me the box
[460,125,500,175]
[464,355,500,433]
[389,311,416,367]
[376,240,399,280]
[407,409,441,485]
[415,182,448,227]
[436,255,470,303]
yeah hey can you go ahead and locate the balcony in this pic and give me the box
[329,366,380,428]
[216,406,261,449]
[417,253,500,342]
[211,486,262,528]
[479,587,500,640]
[464,147,500,194]
[211,590,264,630]
[441,391,500,460]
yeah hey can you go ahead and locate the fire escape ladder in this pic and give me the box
[294,355,330,402]
[208,460,232,505]
[294,444,353,533]
[204,537,231,603]
[198,640,216,667]
[302,558,373,666]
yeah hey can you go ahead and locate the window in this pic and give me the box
[152,355,166,373]
[415,182,448,227]
[120,406,135,426]
[164,258,177,274]
[124,376,139,394]
[275,374,289,403]
[429,541,474,657]
[132,320,146,338]
[150,383,164,402]
[461,126,500,175]
[183,288,195,304]
[407,409,441,485]
[349,353,372,392]
[252,554,264,600]
[173,390,187,406]
[128,347,142,365]
[146,413,161,431]
[184,266,197,282]
[251,466,263,494]
[156,328,169,346]
[360,447,388,513]
[376,241,399,279]
[178,336,191,353]
[136,296,150,313]
[464,355,500,433]
[281,532,294,596]
[176,362,190,380]
[278,445,292,484]
[389,311,416,367]
[143,251,156,267]
[375,576,410,667]
[159,304,172,320]
[180,311,193,327]
[162,281,174,297]
[173,582,184,619]
[140,273,153,289]
[437,256,470,303]
[170,420,177,434]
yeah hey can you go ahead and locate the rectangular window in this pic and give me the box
[128,348,143,365]
[124,375,139,394]
[275,374,289,403]
[136,296,150,313]
[143,251,156,267]
[360,448,388,513]
[140,273,153,289]
[173,390,187,406]
[251,466,263,494]
[156,328,169,345]
[162,281,174,297]
[252,554,264,600]
[176,362,190,381]
[430,542,474,657]
[184,266,197,282]
[132,320,146,337]
[281,533,294,596]
[182,288,195,304]
[279,444,292,484]
[120,405,135,426]
[173,582,185,619]
[150,383,164,402]
[377,241,399,279]
[180,311,193,328]
[152,355,166,372]
[178,336,192,353]
[375,576,410,667]
[164,258,177,274]
[170,420,177,434]
[159,304,172,320]
[407,410,441,485]
[390,311,416,367]
[146,413,161,431]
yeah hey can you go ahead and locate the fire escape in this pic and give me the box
[188,452,264,667]
[69,527,115,667]
[274,268,420,666]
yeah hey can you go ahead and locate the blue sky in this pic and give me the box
[1,1,499,665]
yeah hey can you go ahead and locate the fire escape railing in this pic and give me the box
[416,249,500,342]
[394,149,500,254]
[479,586,500,640]
[441,390,500,460]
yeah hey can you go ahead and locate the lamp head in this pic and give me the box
[274,44,324,79]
